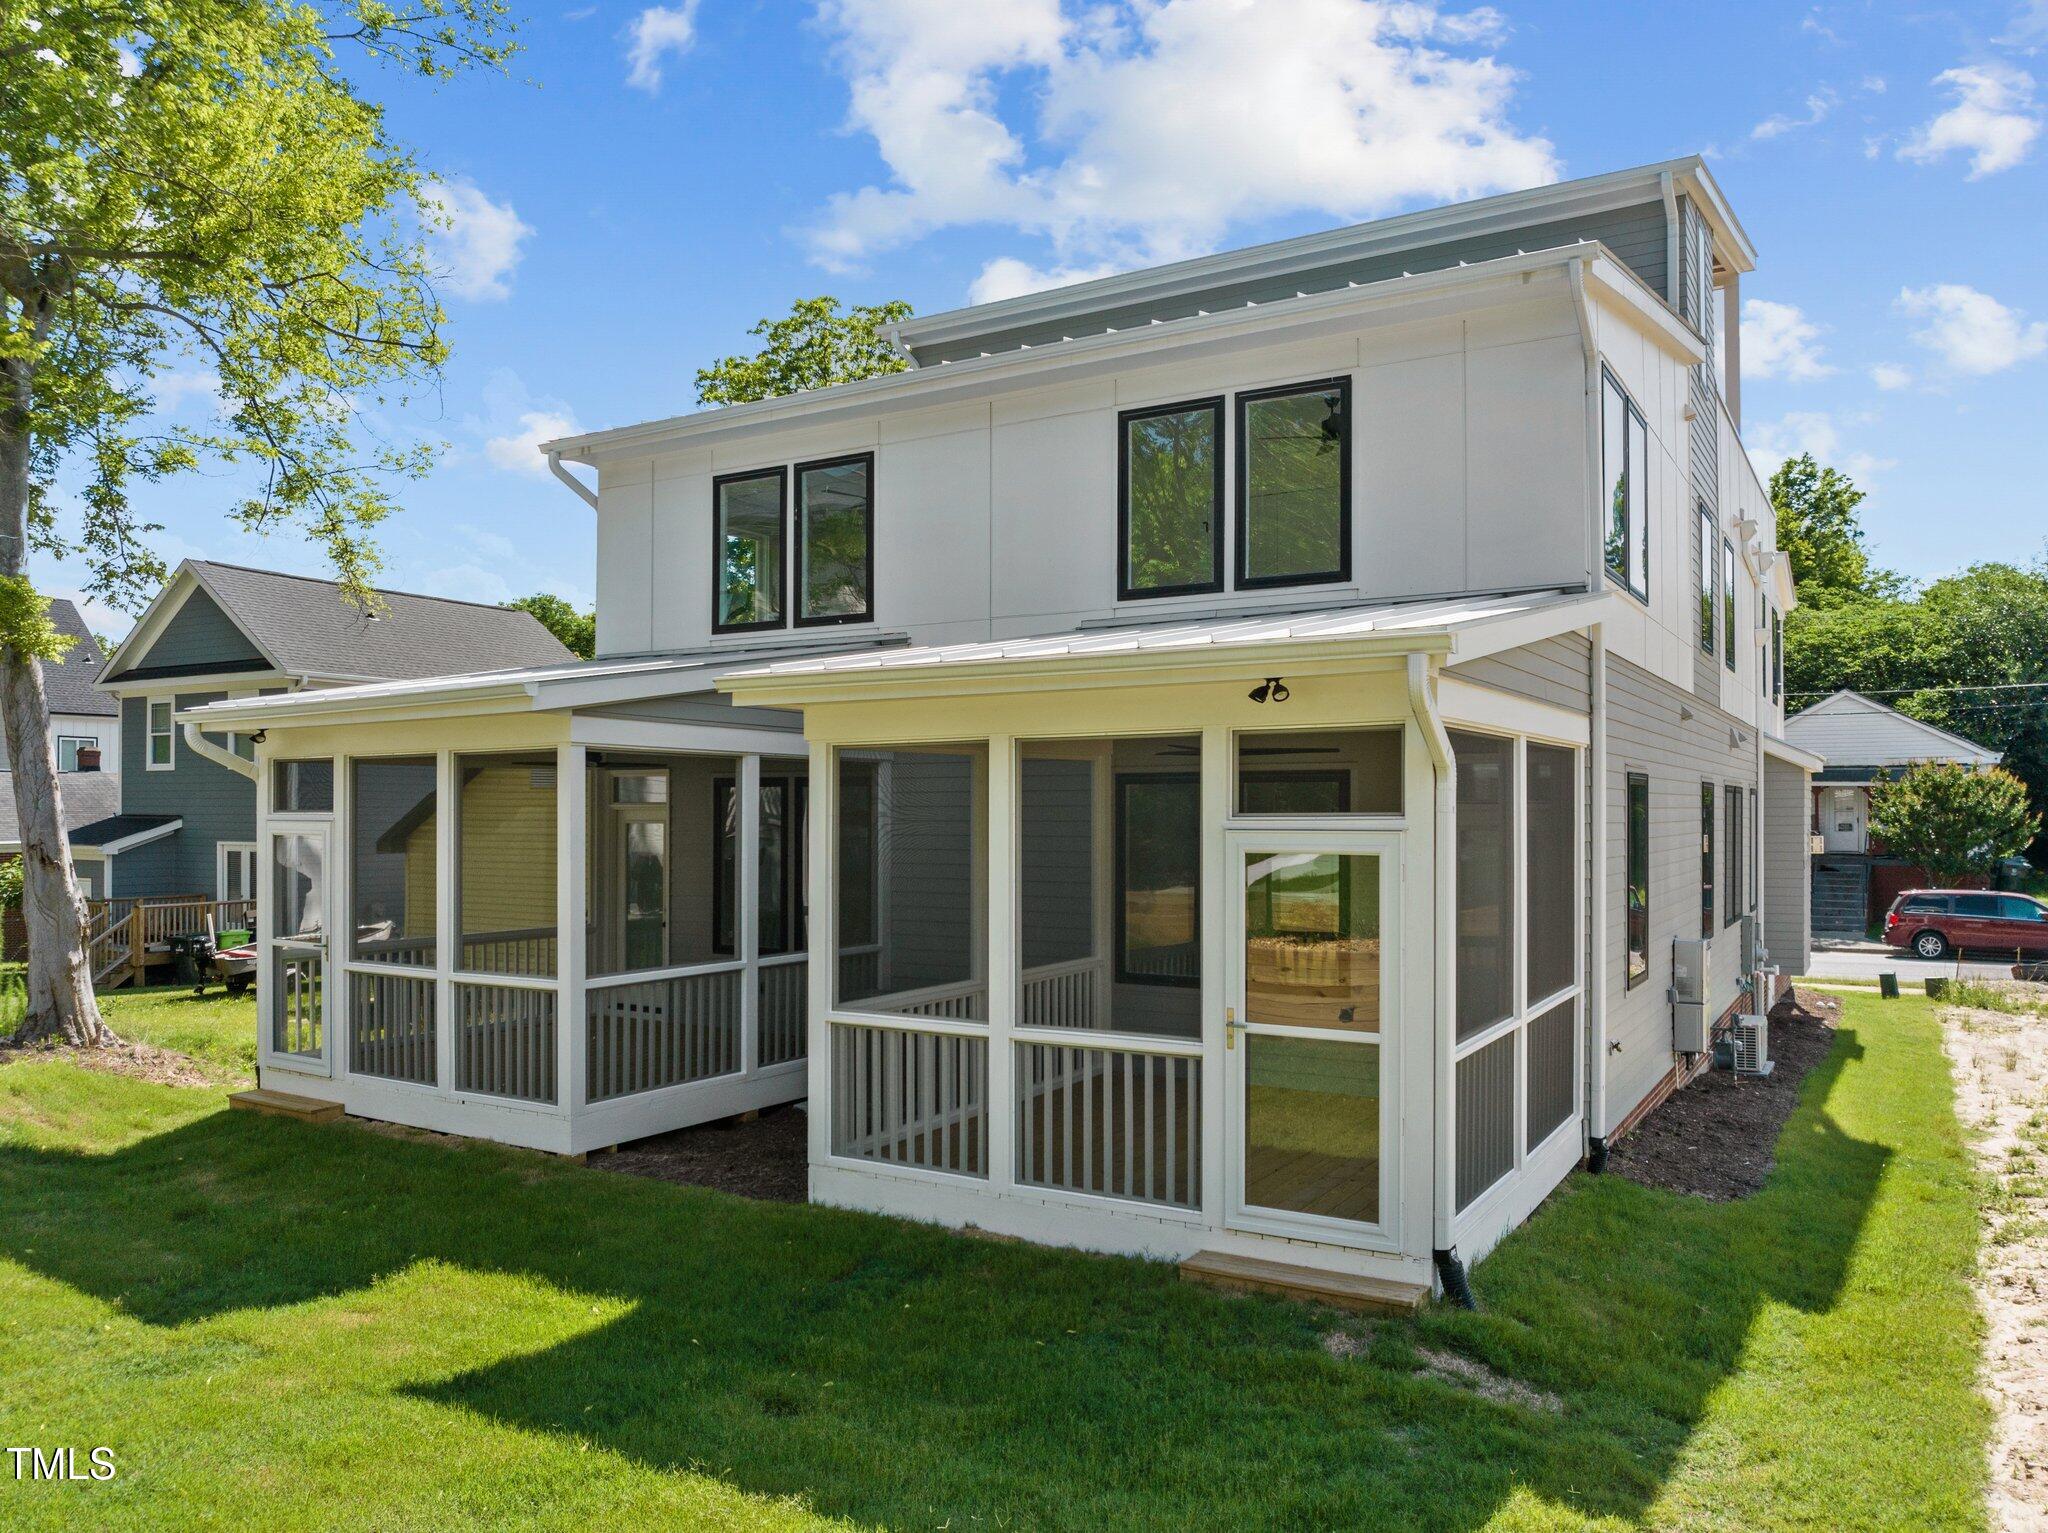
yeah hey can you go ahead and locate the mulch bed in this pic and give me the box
[1605,985,1841,1202]
[592,1103,810,1202]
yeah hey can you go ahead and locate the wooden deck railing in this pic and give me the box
[82,895,257,987]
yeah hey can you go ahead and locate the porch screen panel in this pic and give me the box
[273,759,334,814]
[1451,730,1514,1041]
[350,757,436,967]
[1525,997,1575,1151]
[457,753,558,977]
[1236,728,1401,815]
[836,747,982,1018]
[1455,1032,1514,1211]
[1525,743,1575,1003]
[1121,400,1220,595]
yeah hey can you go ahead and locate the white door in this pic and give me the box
[1823,787,1867,854]
[614,805,669,971]
[264,827,331,1072]
[1224,830,1398,1247]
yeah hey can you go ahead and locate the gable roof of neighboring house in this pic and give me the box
[1782,689,2003,772]
[43,600,117,717]
[0,771,122,852]
[98,560,574,687]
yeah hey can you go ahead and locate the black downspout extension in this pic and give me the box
[1433,1248,1477,1311]
[1587,1135,1610,1175]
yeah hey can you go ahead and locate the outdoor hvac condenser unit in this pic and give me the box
[1730,1014,1773,1077]
[1671,938,1708,1053]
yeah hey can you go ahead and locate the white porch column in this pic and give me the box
[985,733,1017,1190]
[1088,741,1114,1018]
[738,752,762,1077]
[1198,725,1228,1227]
[434,749,457,1093]
[558,743,587,1111]
[806,738,835,1170]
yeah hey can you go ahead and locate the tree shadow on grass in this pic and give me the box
[0,1029,1895,1530]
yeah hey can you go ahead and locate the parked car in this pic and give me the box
[1883,889,2048,960]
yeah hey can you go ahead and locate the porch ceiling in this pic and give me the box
[720,589,1618,704]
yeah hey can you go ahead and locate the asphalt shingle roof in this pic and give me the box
[43,600,117,716]
[0,771,121,848]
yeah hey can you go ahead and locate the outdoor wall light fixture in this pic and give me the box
[1248,677,1291,704]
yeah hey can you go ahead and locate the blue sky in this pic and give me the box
[43,0,2048,637]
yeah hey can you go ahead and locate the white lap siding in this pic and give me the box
[1763,754,1812,977]
[1604,655,1756,1132]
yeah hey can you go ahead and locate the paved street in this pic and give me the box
[1803,939,2028,985]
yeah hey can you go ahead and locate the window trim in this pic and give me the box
[1701,780,1716,938]
[1233,376,1352,593]
[710,465,790,636]
[1697,504,1716,654]
[1722,537,1737,671]
[792,452,876,629]
[146,698,175,770]
[56,735,96,772]
[1113,770,1201,988]
[1601,368,1650,604]
[1117,396,1226,601]
[1626,771,1650,990]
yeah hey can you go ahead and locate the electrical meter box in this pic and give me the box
[1671,937,1709,1053]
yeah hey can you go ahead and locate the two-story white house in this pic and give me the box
[190,156,1817,1304]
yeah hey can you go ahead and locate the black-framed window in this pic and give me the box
[713,774,808,957]
[713,468,787,633]
[1697,505,1716,653]
[1700,781,1715,938]
[1725,783,1743,930]
[1236,378,1350,589]
[1771,610,1783,702]
[1120,398,1223,598]
[1602,370,1649,602]
[1626,772,1649,988]
[795,454,873,625]
[1114,773,1200,986]
[1748,786,1759,911]
[1722,537,1737,671]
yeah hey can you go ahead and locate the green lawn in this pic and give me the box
[0,988,1988,1530]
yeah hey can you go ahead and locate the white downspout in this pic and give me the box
[1587,626,1608,1150]
[1407,652,1463,1294]
[182,721,258,782]
[547,451,599,511]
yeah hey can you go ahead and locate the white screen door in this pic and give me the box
[1225,830,1397,1245]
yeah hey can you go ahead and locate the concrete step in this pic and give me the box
[1179,1250,1429,1313]
[228,1089,343,1124]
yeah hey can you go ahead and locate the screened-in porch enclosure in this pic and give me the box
[240,701,818,1153]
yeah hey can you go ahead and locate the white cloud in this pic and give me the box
[1746,410,1894,483]
[1741,299,1833,382]
[2001,0,2048,50]
[467,368,581,478]
[420,179,533,302]
[1898,282,2048,374]
[1751,89,1835,141]
[1898,63,2041,178]
[485,410,579,477]
[148,368,224,417]
[807,0,1558,283]
[1870,362,1913,390]
[967,256,1125,304]
[626,2,700,92]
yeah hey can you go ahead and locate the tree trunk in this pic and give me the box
[0,351,113,1048]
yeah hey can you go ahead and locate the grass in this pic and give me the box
[0,988,1988,1529]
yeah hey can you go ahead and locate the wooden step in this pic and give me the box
[1179,1250,1429,1313]
[228,1089,344,1124]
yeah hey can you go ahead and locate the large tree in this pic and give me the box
[1869,761,2039,885]
[507,593,594,659]
[2,0,514,1044]
[1769,453,1903,607]
[695,297,912,407]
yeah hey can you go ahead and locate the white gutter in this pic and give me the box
[547,451,599,511]
[1586,625,1608,1147]
[181,720,258,781]
[1406,652,1458,1261]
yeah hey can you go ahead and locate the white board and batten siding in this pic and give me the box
[1764,754,1813,977]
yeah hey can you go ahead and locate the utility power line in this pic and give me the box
[1786,681,2048,701]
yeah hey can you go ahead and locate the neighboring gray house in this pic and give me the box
[78,560,572,901]
[0,600,122,902]
[1784,688,2005,933]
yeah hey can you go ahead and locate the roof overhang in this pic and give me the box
[96,562,287,690]
[720,590,1617,708]
[73,816,183,855]
[544,247,1682,467]
[1763,734,1825,773]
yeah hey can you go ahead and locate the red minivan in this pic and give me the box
[1884,889,2048,960]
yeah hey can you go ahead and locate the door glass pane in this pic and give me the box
[274,833,325,942]
[1243,1034,1379,1223]
[1123,403,1219,592]
[1243,851,1380,1033]
[1241,384,1346,582]
[622,820,666,971]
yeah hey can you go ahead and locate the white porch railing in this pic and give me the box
[349,969,437,1086]
[271,945,325,1060]
[585,962,743,1103]
[758,954,808,1068]
[830,1018,988,1177]
[1014,1039,1201,1210]
[456,981,558,1104]
[1018,956,1104,1030]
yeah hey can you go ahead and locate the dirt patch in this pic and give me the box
[1413,1346,1564,1413]
[1320,1326,1375,1361]
[1605,986,1840,1201]
[0,1035,214,1088]
[1940,998,2048,1532]
[592,1103,809,1203]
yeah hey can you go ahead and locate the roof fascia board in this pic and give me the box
[98,818,183,855]
[1673,161,1757,273]
[1583,253,1704,362]
[887,162,1687,352]
[1444,591,1621,663]
[553,250,1585,465]
[104,668,300,695]
[1762,735,1825,771]
[179,685,536,732]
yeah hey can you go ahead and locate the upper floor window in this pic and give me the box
[1722,537,1737,672]
[1236,379,1350,589]
[1697,504,1715,653]
[1601,371,1649,602]
[1120,399,1223,598]
[714,468,786,633]
[147,699,174,769]
[56,736,95,772]
[1771,611,1783,702]
[796,455,873,625]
